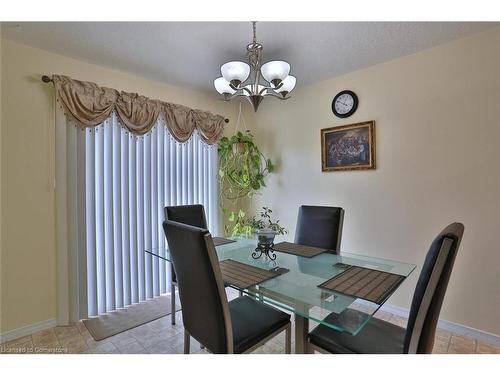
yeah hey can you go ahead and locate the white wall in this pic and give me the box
[249,27,500,335]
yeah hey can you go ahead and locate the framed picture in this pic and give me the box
[321,121,376,172]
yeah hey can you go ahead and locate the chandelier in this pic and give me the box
[214,21,296,112]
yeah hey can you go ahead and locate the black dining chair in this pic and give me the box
[162,220,292,354]
[294,205,345,253]
[164,204,208,325]
[307,222,464,354]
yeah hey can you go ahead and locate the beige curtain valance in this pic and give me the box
[52,75,225,144]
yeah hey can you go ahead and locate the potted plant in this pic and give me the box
[218,130,274,200]
[249,207,287,246]
[218,130,275,236]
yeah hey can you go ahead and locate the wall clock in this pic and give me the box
[331,90,358,118]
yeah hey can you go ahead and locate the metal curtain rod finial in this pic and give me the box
[41,74,229,123]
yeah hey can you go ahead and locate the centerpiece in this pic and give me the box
[248,207,287,260]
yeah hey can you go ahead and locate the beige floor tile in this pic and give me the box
[388,315,407,328]
[59,334,89,354]
[373,311,393,321]
[54,325,81,340]
[32,328,57,344]
[79,330,94,341]
[109,332,138,348]
[448,335,477,354]
[34,341,66,354]
[1,337,34,354]
[86,340,120,354]
[145,339,175,354]
[129,325,158,339]
[155,325,180,338]
[475,342,500,354]
[33,335,60,349]
[134,333,167,347]
[432,338,450,354]
[118,341,147,354]
[146,317,171,331]
[435,329,452,341]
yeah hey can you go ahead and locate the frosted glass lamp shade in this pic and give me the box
[214,77,236,95]
[220,61,250,87]
[274,75,296,96]
[260,60,290,86]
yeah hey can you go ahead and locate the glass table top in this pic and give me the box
[145,238,415,336]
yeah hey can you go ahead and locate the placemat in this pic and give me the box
[219,259,282,289]
[318,265,405,304]
[272,241,328,258]
[213,237,236,246]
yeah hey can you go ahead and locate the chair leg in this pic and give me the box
[184,329,190,354]
[285,323,291,354]
[171,284,176,325]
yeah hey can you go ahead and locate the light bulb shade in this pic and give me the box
[243,84,268,96]
[220,61,250,87]
[274,75,296,94]
[214,77,236,95]
[260,60,290,86]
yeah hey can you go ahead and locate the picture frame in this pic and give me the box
[321,121,376,172]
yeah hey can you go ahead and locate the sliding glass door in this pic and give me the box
[82,113,218,316]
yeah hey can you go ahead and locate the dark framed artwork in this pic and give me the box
[321,121,376,172]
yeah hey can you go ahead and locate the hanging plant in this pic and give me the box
[218,130,274,201]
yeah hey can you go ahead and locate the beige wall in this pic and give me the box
[0,39,238,334]
[249,27,500,335]
[0,27,3,333]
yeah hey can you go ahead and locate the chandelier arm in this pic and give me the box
[242,87,253,96]
[258,87,270,96]
[232,93,250,98]
[266,91,290,100]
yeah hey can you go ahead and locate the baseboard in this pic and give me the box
[0,318,57,344]
[379,303,500,347]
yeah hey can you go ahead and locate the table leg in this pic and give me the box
[294,314,310,354]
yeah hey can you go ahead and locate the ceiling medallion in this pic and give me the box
[214,21,296,112]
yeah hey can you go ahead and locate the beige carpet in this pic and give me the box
[83,295,181,341]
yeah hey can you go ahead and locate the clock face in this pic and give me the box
[332,90,358,118]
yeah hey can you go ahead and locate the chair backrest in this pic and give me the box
[404,222,464,354]
[294,205,345,253]
[162,220,233,353]
[164,204,208,229]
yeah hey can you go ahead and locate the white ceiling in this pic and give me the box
[2,22,497,95]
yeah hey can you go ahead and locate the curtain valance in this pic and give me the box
[52,75,225,144]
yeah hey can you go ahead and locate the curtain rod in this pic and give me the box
[41,75,230,123]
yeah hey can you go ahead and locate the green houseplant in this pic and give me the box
[228,207,287,239]
[218,130,278,236]
[218,130,274,200]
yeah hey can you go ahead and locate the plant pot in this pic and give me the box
[232,142,246,154]
[256,228,277,246]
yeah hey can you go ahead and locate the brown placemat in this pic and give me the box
[273,241,328,258]
[219,259,281,289]
[213,237,236,246]
[318,265,405,304]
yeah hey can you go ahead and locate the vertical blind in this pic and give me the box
[72,113,218,317]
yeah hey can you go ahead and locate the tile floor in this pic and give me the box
[2,291,499,354]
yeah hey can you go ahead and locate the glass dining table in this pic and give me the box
[145,237,416,354]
